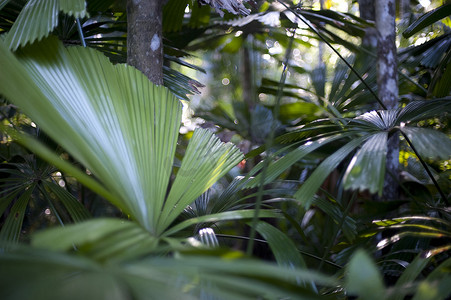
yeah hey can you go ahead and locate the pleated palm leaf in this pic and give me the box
[245,100,451,207]
[0,37,244,236]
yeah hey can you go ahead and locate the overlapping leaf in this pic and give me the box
[0,244,337,300]
[0,37,243,235]
[343,132,387,195]
[4,0,86,50]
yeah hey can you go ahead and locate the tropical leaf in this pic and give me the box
[401,127,451,160]
[246,133,349,189]
[345,250,385,300]
[157,129,243,234]
[0,184,34,244]
[42,181,91,223]
[403,3,451,38]
[251,221,307,269]
[391,254,432,300]
[396,99,451,124]
[162,209,282,237]
[32,218,158,262]
[312,196,357,242]
[343,132,387,195]
[163,0,190,32]
[411,257,451,300]
[0,243,337,300]
[294,135,368,208]
[0,37,243,235]
[4,0,86,50]
[0,0,12,10]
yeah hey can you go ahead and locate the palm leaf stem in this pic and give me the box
[400,131,448,204]
[246,29,295,256]
[317,191,357,272]
[76,18,86,47]
[277,0,386,111]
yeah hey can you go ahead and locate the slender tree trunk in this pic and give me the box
[358,0,377,48]
[316,0,325,99]
[241,44,255,111]
[127,0,164,85]
[375,0,399,199]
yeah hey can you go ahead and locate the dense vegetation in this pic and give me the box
[0,0,450,299]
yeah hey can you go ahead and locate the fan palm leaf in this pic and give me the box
[0,37,243,235]
[4,0,86,50]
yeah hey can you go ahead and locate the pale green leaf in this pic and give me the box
[32,218,158,262]
[59,0,86,18]
[401,127,451,160]
[0,245,336,300]
[5,0,86,50]
[343,132,388,195]
[252,221,307,269]
[158,128,243,234]
[345,249,385,300]
[0,37,182,233]
[356,110,399,130]
[412,276,451,300]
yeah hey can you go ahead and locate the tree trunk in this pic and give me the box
[127,0,164,85]
[358,0,377,48]
[375,0,399,199]
[241,44,255,111]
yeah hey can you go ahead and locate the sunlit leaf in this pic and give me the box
[199,0,251,17]
[158,128,243,234]
[0,37,242,236]
[5,0,86,50]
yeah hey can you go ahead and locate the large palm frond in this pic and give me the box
[0,37,243,235]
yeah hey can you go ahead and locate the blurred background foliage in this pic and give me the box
[0,0,450,299]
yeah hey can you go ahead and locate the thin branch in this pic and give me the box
[76,18,86,47]
[400,131,449,204]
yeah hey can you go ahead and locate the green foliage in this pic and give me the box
[0,0,450,299]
